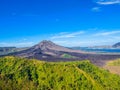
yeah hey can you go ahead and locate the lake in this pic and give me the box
[75,47,120,53]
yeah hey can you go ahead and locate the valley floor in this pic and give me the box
[104,66,120,75]
[103,59,120,75]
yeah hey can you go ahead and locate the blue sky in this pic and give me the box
[0,0,120,47]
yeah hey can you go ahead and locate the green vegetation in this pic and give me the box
[61,53,76,58]
[0,56,120,90]
[107,59,120,66]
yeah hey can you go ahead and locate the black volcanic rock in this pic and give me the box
[34,40,82,52]
[113,42,120,48]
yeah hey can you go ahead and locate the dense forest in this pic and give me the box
[0,56,120,90]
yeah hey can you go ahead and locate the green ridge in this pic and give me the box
[61,53,76,58]
[0,56,120,90]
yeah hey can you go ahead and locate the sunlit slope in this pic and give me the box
[0,56,120,90]
[107,59,120,66]
[104,59,120,75]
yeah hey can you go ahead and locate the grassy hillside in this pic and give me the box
[61,53,76,58]
[0,56,120,90]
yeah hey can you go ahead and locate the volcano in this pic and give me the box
[10,40,82,59]
[6,40,120,66]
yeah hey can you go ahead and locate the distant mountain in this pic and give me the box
[88,45,112,49]
[9,40,82,59]
[5,40,120,66]
[0,47,16,52]
[113,42,120,48]
[0,47,28,55]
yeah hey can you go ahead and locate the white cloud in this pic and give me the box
[53,40,68,44]
[0,42,34,47]
[23,38,27,41]
[94,31,120,36]
[50,30,120,46]
[51,31,85,39]
[52,39,114,47]
[96,0,120,5]
[91,7,101,12]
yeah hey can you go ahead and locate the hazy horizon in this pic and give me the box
[0,0,120,47]
[0,40,117,48]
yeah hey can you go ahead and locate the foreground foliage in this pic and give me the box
[0,56,120,90]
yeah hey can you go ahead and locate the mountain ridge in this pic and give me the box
[113,42,120,48]
[0,56,120,90]
[9,40,83,58]
[3,40,120,66]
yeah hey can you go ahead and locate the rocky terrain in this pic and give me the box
[2,40,120,66]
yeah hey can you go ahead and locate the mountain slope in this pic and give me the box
[5,40,120,66]
[0,56,120,90]
[10,40,82,58]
